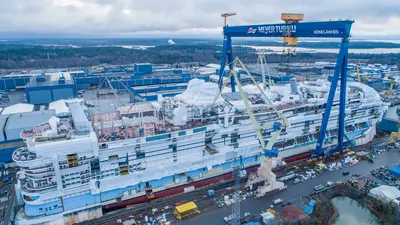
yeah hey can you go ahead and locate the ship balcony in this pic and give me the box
[25,167,55,175]
[22,182,57,193]
[26,173,55,180]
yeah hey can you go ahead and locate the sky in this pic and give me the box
[0,0,399,39]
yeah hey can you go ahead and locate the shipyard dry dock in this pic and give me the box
[9,75,387,225]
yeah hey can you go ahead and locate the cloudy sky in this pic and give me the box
[0,0,399,39]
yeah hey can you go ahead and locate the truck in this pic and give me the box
[276,171,297,182]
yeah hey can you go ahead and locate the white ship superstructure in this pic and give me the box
[13,78,387,225]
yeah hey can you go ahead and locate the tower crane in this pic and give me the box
[217,15,353,157]
[257,51,273,90]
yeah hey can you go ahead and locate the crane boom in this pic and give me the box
[232,71,266,149]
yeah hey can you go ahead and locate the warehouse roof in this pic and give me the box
[369,185,400,203]
[1,103,34,115]
[28,72,74,87]
[5,110,56,131]
[279,205,307,223]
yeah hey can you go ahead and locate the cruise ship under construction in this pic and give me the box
[11,66,388,224]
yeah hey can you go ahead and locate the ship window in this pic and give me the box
[109,155,119,161]
[136,151,146,159]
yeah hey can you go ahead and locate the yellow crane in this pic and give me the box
[281,13,304,56]
[221,12,237,26]
[386,116,400,146]
[212,57,288,155]
[384,79,396,97]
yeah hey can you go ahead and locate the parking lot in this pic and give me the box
[181,145,400,225]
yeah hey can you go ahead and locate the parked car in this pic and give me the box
[326,181,334,187]
[273,198,283,205]
[282,201,292,207]
[314,184,325,191]
[293,178,301,185]
[223,215,233,223]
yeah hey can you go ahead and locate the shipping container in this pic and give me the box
[390,166,400,178]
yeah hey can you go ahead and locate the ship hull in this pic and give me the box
[104,150,316,210]
[103,165,260,210]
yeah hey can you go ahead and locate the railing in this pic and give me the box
[22,163,53,171]
[23,183,57,192]
[12,148,37,162]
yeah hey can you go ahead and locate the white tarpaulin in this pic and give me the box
[1,103,33,115]
[49,100,69,116]
[369,185,400,203]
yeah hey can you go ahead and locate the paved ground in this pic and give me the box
[0,168,17,225]
[0,91,26,108]
[180,147,400,225]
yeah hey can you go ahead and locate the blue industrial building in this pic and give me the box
[134,63,153,74]
[0,74,32,91]
[25,72,76,104]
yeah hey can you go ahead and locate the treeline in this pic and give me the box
[4,38,400,49]
[0,44,399,70]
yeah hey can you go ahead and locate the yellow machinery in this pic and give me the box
[386,119,400,146]
[384,79,396,97]
[355,61,372,84]
[281,13,304,55]
[173,201,200,220]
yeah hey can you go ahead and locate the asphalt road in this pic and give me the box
[180,147,400,225]
[0,169,17,225]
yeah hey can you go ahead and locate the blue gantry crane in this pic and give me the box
[218,14,354,158]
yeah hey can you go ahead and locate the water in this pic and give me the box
[332,197,381,225]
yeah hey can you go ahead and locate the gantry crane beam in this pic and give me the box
[218,17,354,157]
[218,20,353,90]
